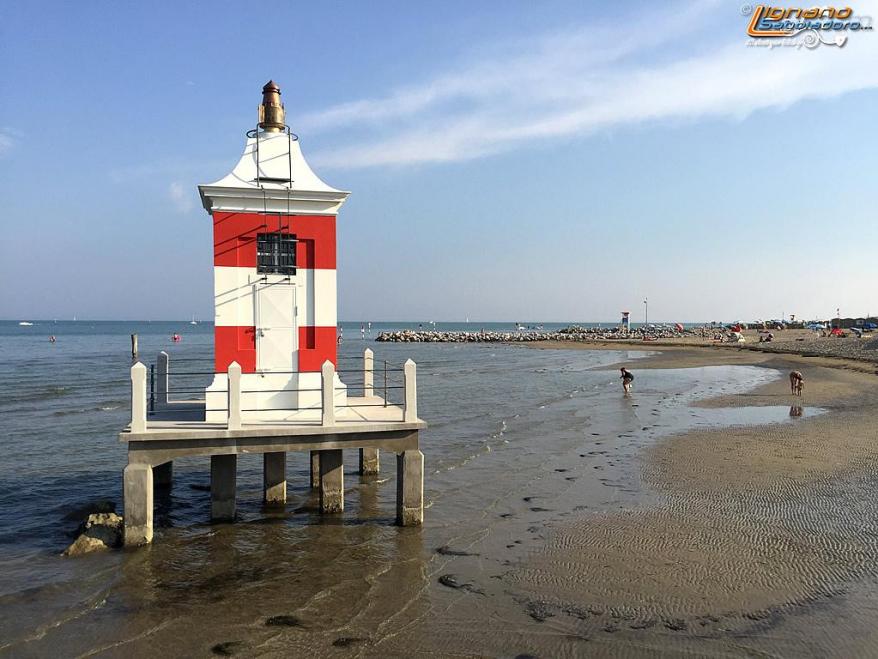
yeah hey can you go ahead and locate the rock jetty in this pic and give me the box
[376,325,690,343]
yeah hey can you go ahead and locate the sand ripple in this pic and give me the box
[509,365,878,650]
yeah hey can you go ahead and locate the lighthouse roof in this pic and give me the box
[199,131,349,216]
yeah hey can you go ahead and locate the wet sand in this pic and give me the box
[324,348,878,657]
[502,343,878,656]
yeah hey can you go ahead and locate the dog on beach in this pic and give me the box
[789,371,804,396]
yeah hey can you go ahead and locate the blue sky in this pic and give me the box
[1,1,876,322]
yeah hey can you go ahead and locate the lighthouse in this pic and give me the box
[199,82,349,422]
[119,82,425,546]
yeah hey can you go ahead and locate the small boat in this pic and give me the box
[190,314,198,325]
[18,321,33,326]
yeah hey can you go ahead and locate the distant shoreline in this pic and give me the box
[524,330,878,374]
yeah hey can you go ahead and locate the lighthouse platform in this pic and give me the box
[120,349,425,546]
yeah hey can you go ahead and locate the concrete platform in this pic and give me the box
[120,394,426,546]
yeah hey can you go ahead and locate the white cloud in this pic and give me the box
[0,128,18,157]
[168,181,195,213]
[303,1,878,169]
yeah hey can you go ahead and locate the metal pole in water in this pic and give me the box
[131,333,138,359]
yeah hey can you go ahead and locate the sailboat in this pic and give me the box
[190,314,198,325]
[18,321,33,326]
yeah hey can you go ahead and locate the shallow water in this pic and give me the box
[0,321,832,656]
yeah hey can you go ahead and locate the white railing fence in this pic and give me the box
[131,348,419,432]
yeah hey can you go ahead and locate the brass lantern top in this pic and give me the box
[258,80,285,132]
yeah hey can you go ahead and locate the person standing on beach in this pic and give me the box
[620,367,634,394]
[789,371,804,396]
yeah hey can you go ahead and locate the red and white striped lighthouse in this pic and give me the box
[199,81,349,421]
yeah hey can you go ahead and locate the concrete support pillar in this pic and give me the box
[211,454,237,521]
[319,449,344,513]
[153,461,173,489]
[359,448,379,475]
[124,463,153,546]
[396,449,424,526]
[310,450,321,489]
[263,452,286,505]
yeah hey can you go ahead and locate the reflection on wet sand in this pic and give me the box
[111,486,429,656]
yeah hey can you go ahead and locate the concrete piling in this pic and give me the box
[263,452,286,504]
[359,448,379,475]
[310,450,321,489]
[124,463,153,546]
[396,450,424,526]
[319,449,344,513]
[210,454,237,520]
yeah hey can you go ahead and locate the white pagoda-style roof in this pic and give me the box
[199,130,350,216]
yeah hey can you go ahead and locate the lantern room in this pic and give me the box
[198,81,350,421]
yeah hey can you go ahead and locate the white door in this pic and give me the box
[256,280,297,372]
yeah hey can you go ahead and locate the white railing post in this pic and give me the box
[322,360,335,426]
[156,351,169,409]
[227,361,242,430]
[364,348,374,397]
[404,359,417,422]
[130,362,147,432]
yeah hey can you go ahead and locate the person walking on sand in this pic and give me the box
[789,370,804,396]
[620,367,634,395]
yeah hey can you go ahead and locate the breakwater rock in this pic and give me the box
[63,512,124,556]
[376,326,689,343]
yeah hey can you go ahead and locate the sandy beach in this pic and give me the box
[367,344,878,657]
[497,343,878,656]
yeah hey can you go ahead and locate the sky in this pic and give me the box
[1,0,876,323]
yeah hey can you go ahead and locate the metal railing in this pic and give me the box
[130,348,418,432]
